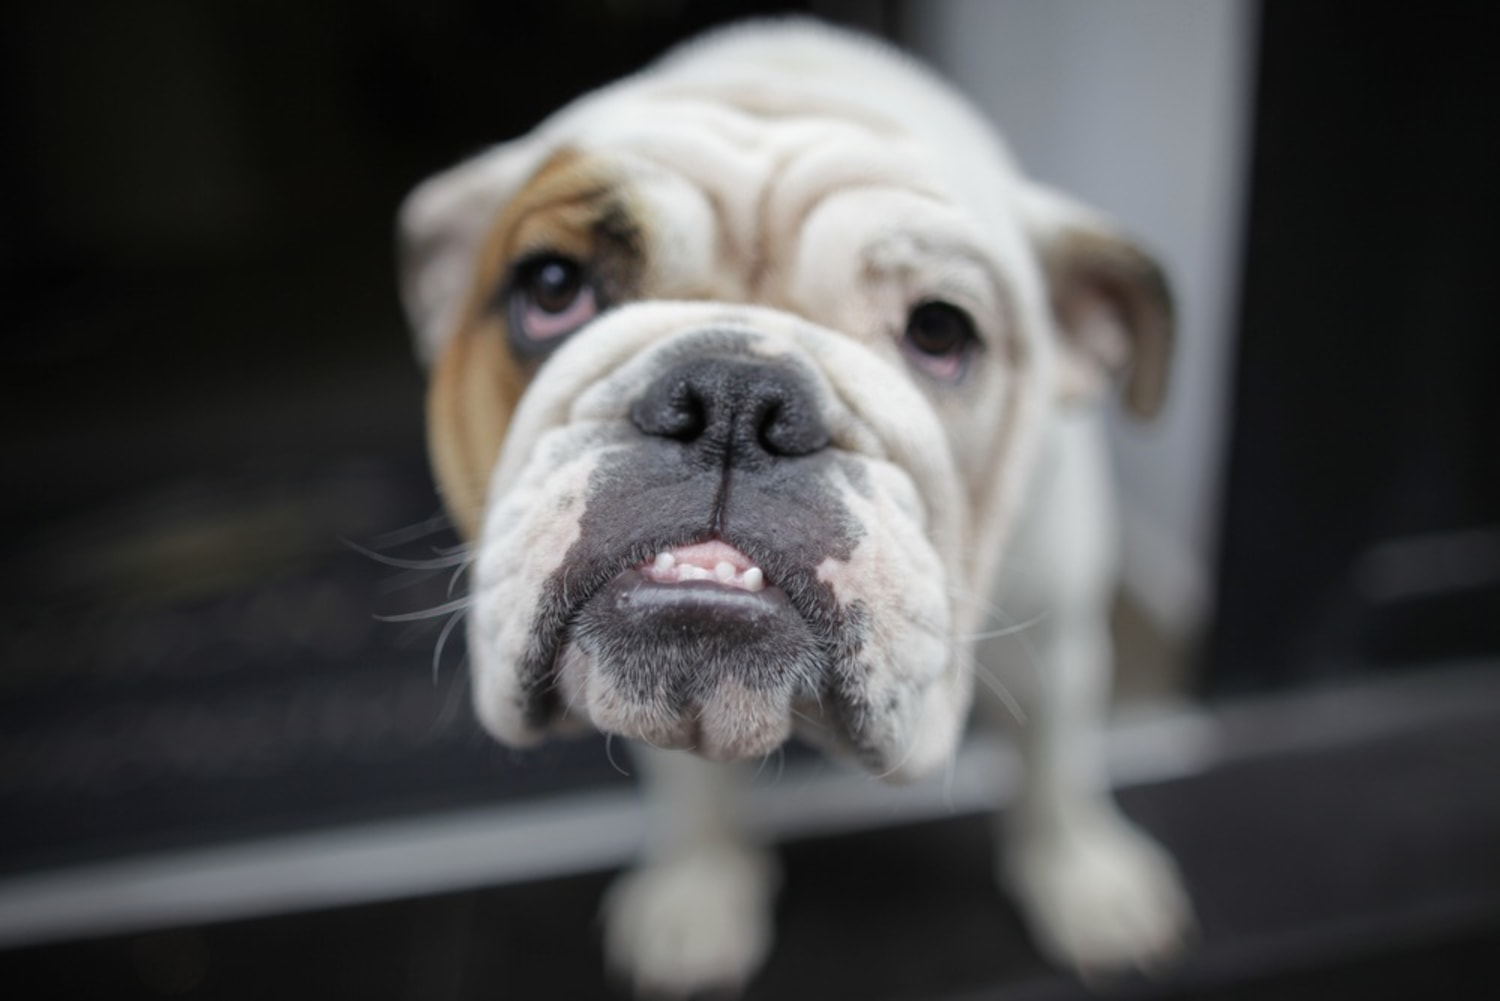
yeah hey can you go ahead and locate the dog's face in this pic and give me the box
[400,23,1170,779]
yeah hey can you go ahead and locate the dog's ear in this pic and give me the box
[397,141,543,365]
[1019,182,1174,419]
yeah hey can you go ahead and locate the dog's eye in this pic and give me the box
[508,255,600,350]
[902,301,978,381]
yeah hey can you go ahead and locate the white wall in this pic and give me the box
[902,0,1257,636]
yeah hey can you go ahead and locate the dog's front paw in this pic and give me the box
[603,847,778,998]
[1003,808,1193,977]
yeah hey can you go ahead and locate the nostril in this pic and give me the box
[757,397,828,457]
[756,402,784,453]
[631,354,830,466]
[664,384,708,441]
[631,379,707,442]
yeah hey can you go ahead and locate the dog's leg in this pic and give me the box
[1000,590,1194,976]
[603,743,778,997]
[985,412,1193,975]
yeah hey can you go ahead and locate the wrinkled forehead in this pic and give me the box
[474,99,1036,306]
[576,93,942,207]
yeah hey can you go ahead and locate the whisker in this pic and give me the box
[962,650,1028,725]
[942,581,1046,723]
[559,676,589,718]
[873,721,923,781]
[446,560,472,599]
[603,733,632,777]
[958,609,1050,643]
[788,706,819,726]
[428,653,470,737]
[1001,616,1049,687]
[753,744,783,783]
[754,744,787,785]
[377,568,447,597]
[374,597,472,623]
[943,581,1042,628]
[342,536,471,570]
[431,608,466,684]
[367,510,455,550]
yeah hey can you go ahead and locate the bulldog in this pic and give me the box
[398,18,1191,995]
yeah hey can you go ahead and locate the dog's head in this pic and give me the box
[398,21,1171,779]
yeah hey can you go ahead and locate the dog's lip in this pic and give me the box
[637,539,767,592]
[599,567,794,625]
[532,534,811,703]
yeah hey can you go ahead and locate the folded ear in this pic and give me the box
[397,140,545,366]
[1019,181,1175,419]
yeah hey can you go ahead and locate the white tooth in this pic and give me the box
[682,565,711,581]
[743,567,764,592]
[714,561,735,582]
[654,552,675,573]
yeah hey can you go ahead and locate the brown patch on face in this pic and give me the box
[426,149,643,538]
[427,320,523,539]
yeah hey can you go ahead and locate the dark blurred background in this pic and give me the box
[0,0,828,879]
[2,1,1497,998]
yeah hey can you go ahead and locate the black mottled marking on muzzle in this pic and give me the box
[511,438,720,728]
[574,572,824,710]
[815,599,901,771]
[513,347,870,729]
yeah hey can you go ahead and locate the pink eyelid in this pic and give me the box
[900,339,966,382]
[520,284,599,341]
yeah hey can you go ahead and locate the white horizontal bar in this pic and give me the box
[0,661,1494,949]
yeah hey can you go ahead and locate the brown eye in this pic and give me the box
[527,258,583,313]
[902,301,977,381]
[508,255,600,353]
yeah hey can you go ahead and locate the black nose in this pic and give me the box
[630,357,830,469]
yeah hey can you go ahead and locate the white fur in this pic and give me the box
[401,18,1192,995]
[603,746,779,996]
[472,304,972,775]
[984,410,1193,972]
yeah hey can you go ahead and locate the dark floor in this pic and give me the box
[4,691,1498,1000]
